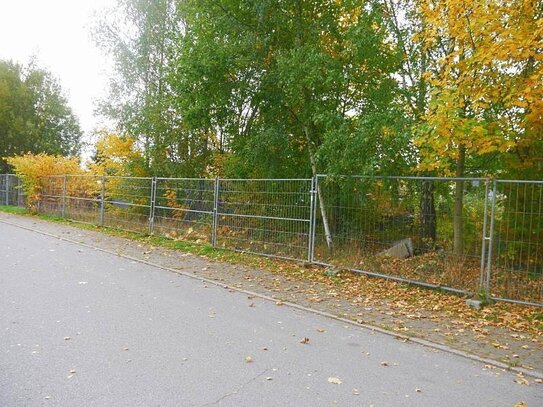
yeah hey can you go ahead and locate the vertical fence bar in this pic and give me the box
[211,177,220,247]
[61,175,67,218]
[308,176,316,263]
[99,176,106,226]
[17,176,22,207]
[485,180,498,295]
[149,177,157,235]
[312,175,322,261]
[479,179,490,292]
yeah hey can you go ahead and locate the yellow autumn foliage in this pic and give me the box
[415,0,543,175]
[6,153,87,206]
[89,132,147,177]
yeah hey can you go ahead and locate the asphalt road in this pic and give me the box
[1,219,541,406]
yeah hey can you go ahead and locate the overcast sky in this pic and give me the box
[0,0,116,138]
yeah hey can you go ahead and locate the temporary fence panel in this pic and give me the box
[102,176,153,234]
[0,175,25,207]
[215,179,312,261]
[36,175,65,217]
[312,175,489,295]
[485,180,543,306]
[63,175,103,225]
[153,178,215,243]
[0,174,8,205]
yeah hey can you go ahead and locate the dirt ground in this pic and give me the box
[1,212,542,381]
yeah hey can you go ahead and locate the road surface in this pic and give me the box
[0,218,541,406]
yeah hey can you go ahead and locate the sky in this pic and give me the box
[0,0,116,139]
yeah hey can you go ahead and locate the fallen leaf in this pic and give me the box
[515,373,529,386]
[328,377,342,385]
[300,337,310,344]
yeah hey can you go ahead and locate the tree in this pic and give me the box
[414,0,543,254]
[0,61,36,172]
[89,131,147,176]
[172,0,407,245]
[0,59,82,172]
[94,0,201,177]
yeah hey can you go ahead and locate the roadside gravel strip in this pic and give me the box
[1,213,542,406]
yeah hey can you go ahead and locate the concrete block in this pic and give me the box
[466,299,482,309]
[378,238,414,259]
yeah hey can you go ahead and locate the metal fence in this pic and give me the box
[1,173,541,307]
[312,176,489,294]
[0,174,25,207]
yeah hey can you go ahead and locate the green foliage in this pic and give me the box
[0,59,82,172]
[96,0,411,178]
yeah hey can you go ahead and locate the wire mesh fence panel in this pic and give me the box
[0,174,7,205]
[64,175,103,225]
[216,179,312,260]
[313,176,488,293]
[488,181,543,305]
[13,175,26,207]
[103,176,152,234]
[36,176,65,217]
[153,178,215,243]
[0,174,24,207]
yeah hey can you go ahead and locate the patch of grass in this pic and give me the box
[501,358,521,368]
[0,205,29,215]
[484,312,501,323]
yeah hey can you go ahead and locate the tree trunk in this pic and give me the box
[420,179,436,251]
[304,127,333,249]
[453,147,466,255]
[416,39,438,252]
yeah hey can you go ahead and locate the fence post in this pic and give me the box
[5,174,10,206]
[99,176,106,226]
[307,176,317,263]
[484,180,498,297]
[149,177,157,235]
[211,177,220,247]
[17,176,22,207]
[61,175,67,218]
[479,178,490,292]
